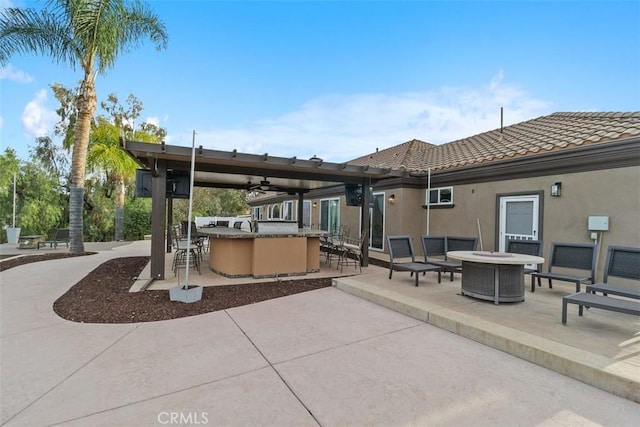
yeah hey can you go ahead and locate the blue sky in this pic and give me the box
[2,0,639,163]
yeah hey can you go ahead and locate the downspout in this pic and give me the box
[426,168,431,235]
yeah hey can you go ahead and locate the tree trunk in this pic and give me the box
[114,176,125,241]
[69,77,97,253]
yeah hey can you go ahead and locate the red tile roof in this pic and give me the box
[348,112,640,172]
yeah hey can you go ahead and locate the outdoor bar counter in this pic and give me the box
[198,224,325,278]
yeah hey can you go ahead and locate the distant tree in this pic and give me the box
[0,148,67,240]
[216,189,251,216]
[0,149,21,240]
[0,0,168,253]
[50,82,78,150]
[30,135,70,182]
[171,188,250,222]
[123,196,152,240]
[15,161,66,237]
[88,116,155,240]
[138,122,167,141]
[0,148,20,196]
[89,92,164,241]
[100,93,142,137]
[82,177,116,241]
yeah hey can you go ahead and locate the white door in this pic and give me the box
[498,195,539,252]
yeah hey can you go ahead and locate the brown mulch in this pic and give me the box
[2,253,333,323]
[0,252,94,271]
[2,251,388,324]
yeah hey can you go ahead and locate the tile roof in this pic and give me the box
[348,112,640,172]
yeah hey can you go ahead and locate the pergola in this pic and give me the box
[120,138,405,281]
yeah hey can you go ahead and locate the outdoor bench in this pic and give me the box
[584,245,640,299]
[531,242,597,293]
[37,228,70,249]
[562,292,640,324]
[586,284,640,299]
[561,245,640,324]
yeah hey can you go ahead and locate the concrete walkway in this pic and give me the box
[1,241,639,426]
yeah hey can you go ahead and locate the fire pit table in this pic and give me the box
[447,251,545,305]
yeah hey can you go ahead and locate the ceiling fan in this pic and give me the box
[247,177,280,192]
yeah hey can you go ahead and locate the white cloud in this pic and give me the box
[0,64,34,83]
[167,73,553,163]
[143,116,160,126]
[21,89,57,139]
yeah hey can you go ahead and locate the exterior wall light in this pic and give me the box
[312,201,317,208]
[551,182,562,197]
[388,194,396,204]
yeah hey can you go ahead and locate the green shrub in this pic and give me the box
[123,198,152,240]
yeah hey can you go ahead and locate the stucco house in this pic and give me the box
[248,112,640,278]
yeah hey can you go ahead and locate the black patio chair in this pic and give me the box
[387,235,441,287]
[531,242,597,293]
[506,239,543,275]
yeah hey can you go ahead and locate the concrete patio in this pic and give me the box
[1,240,639,426]
[136,243,640,402]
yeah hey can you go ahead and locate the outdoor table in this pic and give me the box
[447,251,545,305]
[17,235,44,249]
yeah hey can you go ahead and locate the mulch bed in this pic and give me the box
[0,252,333,323]
[53,257,331,323]
[2,250,388,324]
[52,256,332,323]
[0,252,94,272]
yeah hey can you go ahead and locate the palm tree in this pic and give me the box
[0,0,167,252]
[89,117,163,241]
[88,118,132,241]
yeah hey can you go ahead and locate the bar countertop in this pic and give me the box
[197,227,327,239]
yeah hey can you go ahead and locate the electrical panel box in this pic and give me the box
[588,216,609,231]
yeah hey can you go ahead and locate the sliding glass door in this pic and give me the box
[320,198,340,234]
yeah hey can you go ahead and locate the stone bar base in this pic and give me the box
[203,228,322,279]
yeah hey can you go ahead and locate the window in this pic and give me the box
[252,207,262,220]
[369,193,385,250]
[283,201,294,220]
[301,200,312,228]
[427,186,453,205]
[268,204,281,219]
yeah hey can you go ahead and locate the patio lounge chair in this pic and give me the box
[585,245,640,299]
[422,235,478,281]
[506,239,543,275]
[37,228,70,249]
[531,242,597,293]
[562,245,640,324]
[387,235,442,287]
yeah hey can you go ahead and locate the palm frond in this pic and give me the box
[0,6,77,67]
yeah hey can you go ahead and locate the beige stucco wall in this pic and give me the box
[288,165,638,280]
[391,166,639,281]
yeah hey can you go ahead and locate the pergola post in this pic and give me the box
[151,160,167,280]
[166,196,173,253]
[297,192,304,228]
[360,177,371,267]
